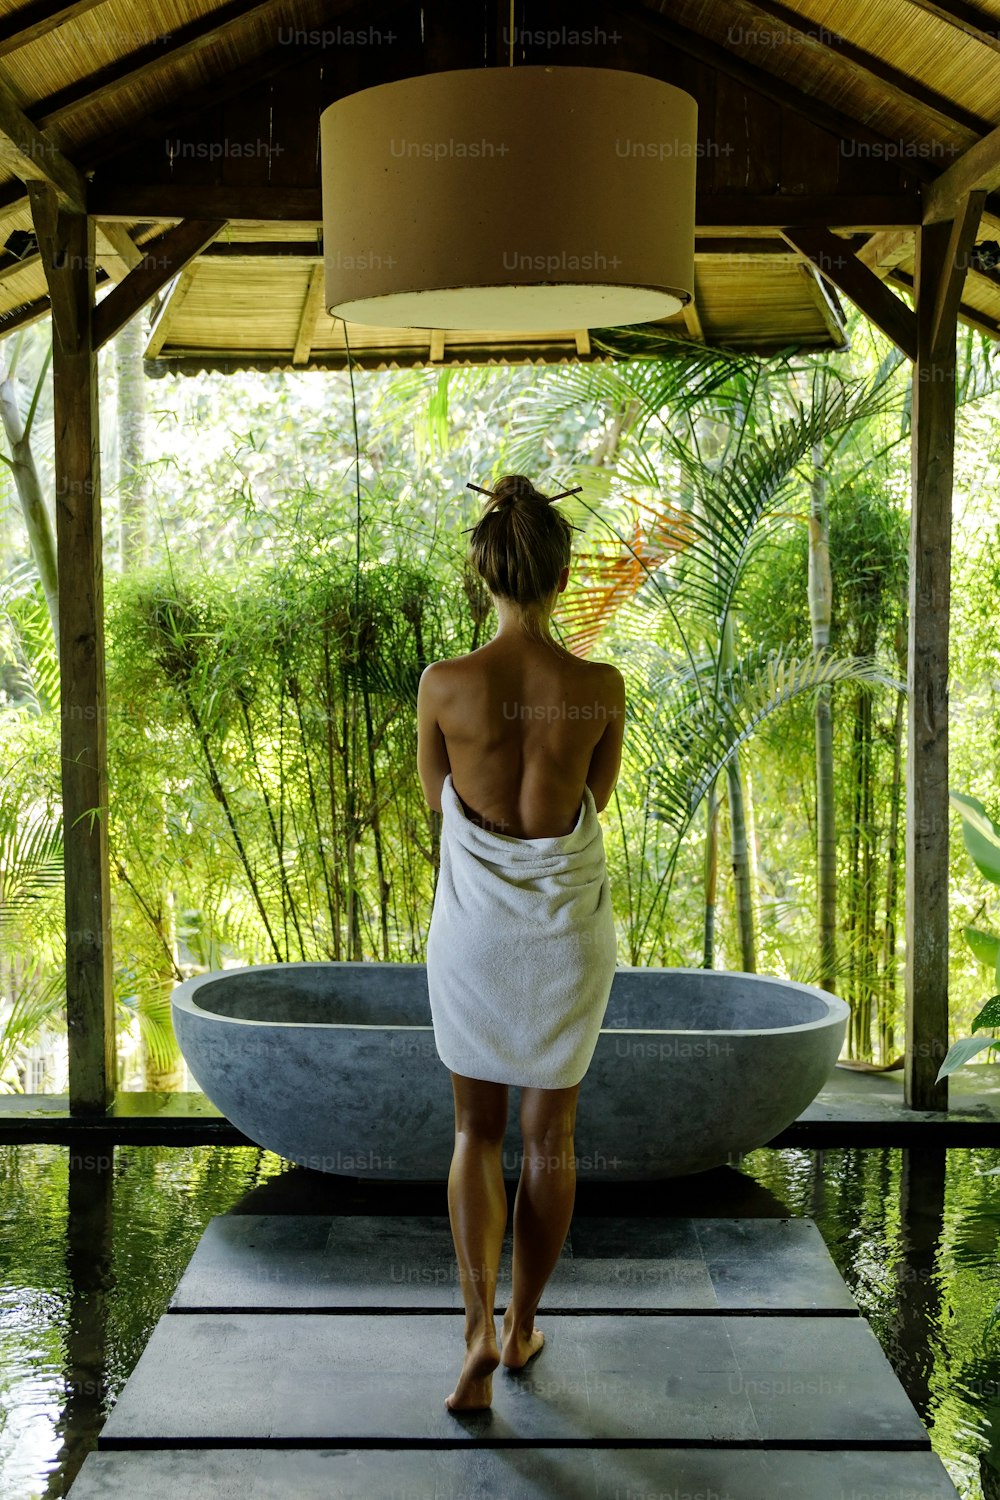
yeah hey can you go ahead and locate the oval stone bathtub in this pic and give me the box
[171,962,848,1180]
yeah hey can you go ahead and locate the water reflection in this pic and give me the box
[48,1149,114,1498]
[1,1143,999,1498]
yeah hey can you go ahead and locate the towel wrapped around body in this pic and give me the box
[426,771,617,1088]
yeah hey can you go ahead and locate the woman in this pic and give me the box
[416,473,625,1412]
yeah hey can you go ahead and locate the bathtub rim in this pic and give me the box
[170,960,851,1039]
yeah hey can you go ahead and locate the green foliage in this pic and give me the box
[936,792,1000,1083]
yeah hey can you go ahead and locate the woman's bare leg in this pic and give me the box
[502,1082,580,1368]
[444,1070,509,1411]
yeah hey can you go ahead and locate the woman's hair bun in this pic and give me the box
[490,474,549,507]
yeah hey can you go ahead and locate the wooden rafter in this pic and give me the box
[681,289,705,342]
[930,189,987,357]
[89,183,923,229]
[95,219,143,283]
[33,0,298,128]
[92,217,226,349]
[144,267,197,358]
[857,229,915,275]
[797,262,848,345]
[292,264,326,366]
[780,225,919,359]
[0,75,85,209]
[27,180,76,345]
[902,0,1000,55]
[923,119,1000,223]
[0,1,108,58]
[726,0,991,138]
[889,265,1000,339]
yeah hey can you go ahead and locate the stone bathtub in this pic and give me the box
[170,962,848,1180]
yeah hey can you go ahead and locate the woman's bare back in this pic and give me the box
[418,635,626,838]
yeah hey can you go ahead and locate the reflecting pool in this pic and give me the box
[1,1142,999,1498]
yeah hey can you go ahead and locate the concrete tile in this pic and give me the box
[68,1446,962,1499]
[169,1214,469,1309]
[171,1214,847,1313]
[99,1311,926,1448]
[101,1312,751,1445]
[693,1218,857,1311]
[724,1314,930,1444]
[171,1212,717,1311]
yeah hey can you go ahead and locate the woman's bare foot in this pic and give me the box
[500,1306,545,1368]
[444,1333,501,1411]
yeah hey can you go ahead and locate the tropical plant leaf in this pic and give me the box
[0,796,63,926]
[971,995,1000,1034]
[964,926,1000,969]
[626,645,899,834]
[935,1034,997,1082]
[0,565,58,714]
[950,790,1000,885]
[0,970,64,1086]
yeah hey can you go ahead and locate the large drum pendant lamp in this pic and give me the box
[320,66,698,332]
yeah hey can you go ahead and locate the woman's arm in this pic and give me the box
[416,661,452,812]
[585,665,626,814]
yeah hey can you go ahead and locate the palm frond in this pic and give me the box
[672,371,898,630]
[0,795,63,926]
[0,566,59,713]
[626,645,900,834]
[0,971,64,1086]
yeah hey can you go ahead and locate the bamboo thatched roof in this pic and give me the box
[1,0,999,367]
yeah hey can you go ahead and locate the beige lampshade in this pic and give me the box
[320,66,698,332]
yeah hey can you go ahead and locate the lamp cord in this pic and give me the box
[340,315,363,630]
[508,0,514,65]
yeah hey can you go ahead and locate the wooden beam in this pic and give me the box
[923,120,1000,223]
[905,216,955,1111]
[930,190,987,358]
[95,220,143,284]
[89,183,924,229]
[780,225,918,359]
[903,0,1000,55]
[292,264,326,366]
[0,246,40,285]
[26,180,77,345]
[0,76,85,209]
[0,26,316,234]
[92,218,225,349]
[32,203,114,1112]
[889,265,1000,339]
[143,268,195,358]
[797,262,848,345]
[198,234,860,262]
[0,1,107,57]
[727,0,991,138]
[680,295,704,340]
[857,230,915,275]
[0,290,54,335]
[429,329,445,362]
[33,0,293,128]
[95,220,143,269]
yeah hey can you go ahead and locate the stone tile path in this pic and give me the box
[67,1214,960,1498]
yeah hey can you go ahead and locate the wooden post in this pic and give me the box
[905,218,955,1110]
[29,187,115,1114]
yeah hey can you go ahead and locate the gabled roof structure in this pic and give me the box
[1,0,999,366]
[4,0,995,1119]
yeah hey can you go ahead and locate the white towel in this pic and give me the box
[426,771,617,1088]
